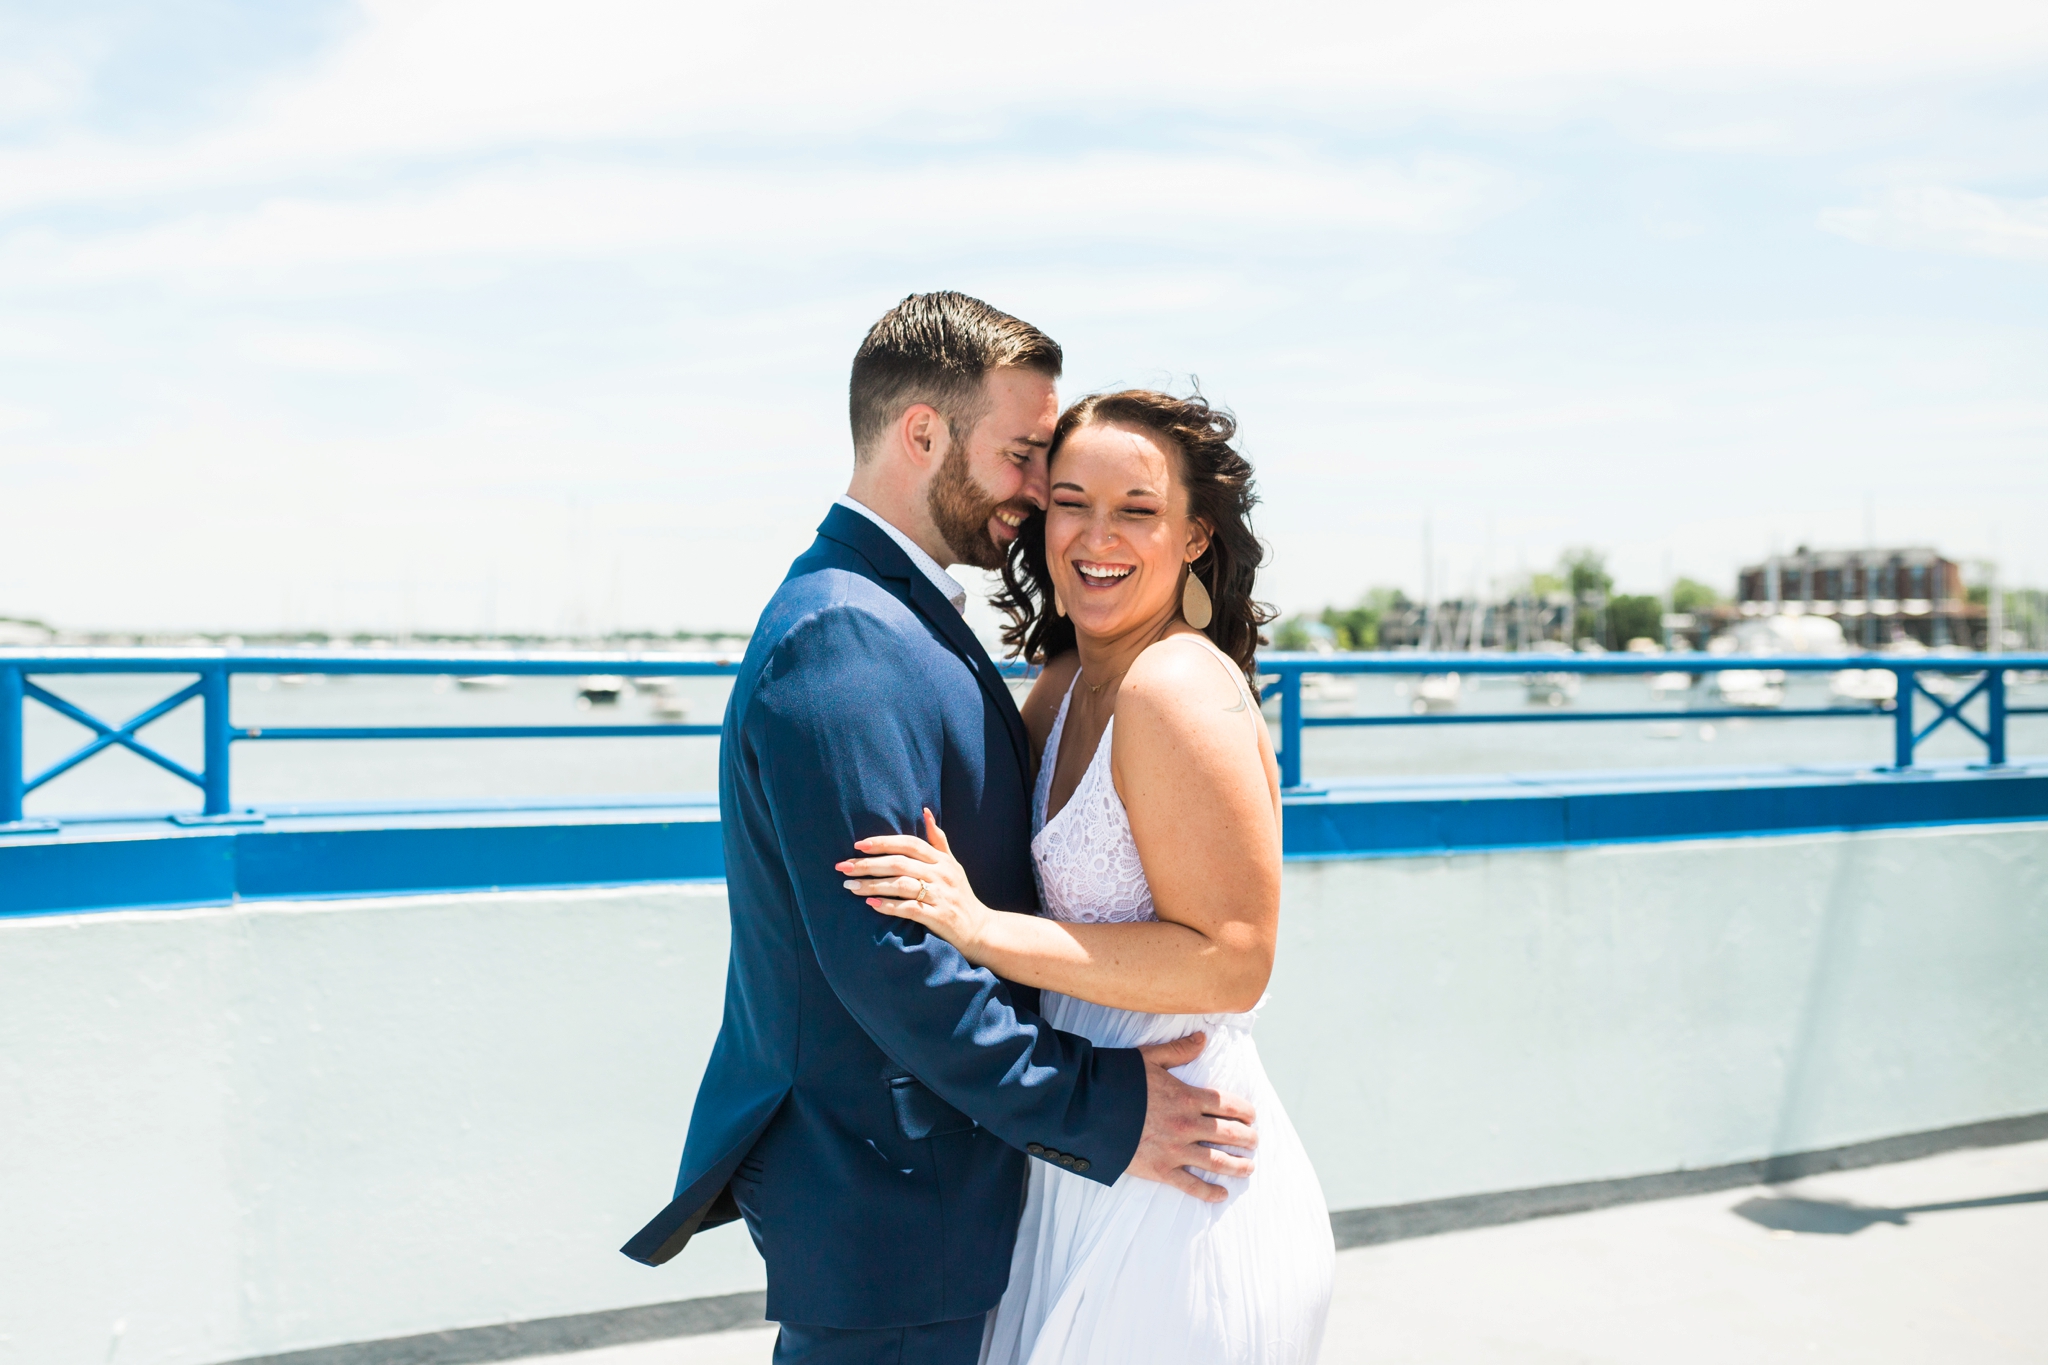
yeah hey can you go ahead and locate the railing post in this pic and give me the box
[1279,667,1304,790]
[1892,666,1915,770]
[201,664,232,815]
[1,664,23,824]
[1986,667,2006,767]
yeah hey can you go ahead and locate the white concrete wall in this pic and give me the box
[3,822,2046,1365]
[1262,823,2048,1210]
[0,884,759,1365]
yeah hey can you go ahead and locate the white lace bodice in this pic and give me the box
[1030,678,1157,925]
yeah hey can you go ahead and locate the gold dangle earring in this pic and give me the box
[1181,564,1213,630]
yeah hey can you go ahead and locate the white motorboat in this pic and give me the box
[1729,614,1848,655]
[454,675,513,691]
[1397,673,1462,714]
[1829,668,1897,707]
[1526,672,1578,707]
[1523,641,1580,708]
[1649,672,1693,700]
[1711,614,1848,710]
[1302,675,1358,705]
[1711,668,1786,709]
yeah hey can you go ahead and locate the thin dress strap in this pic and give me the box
[1032,672,1082,833]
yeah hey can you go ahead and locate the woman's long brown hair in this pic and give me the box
[994,389,1275,686]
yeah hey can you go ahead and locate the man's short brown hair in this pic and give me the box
[849,292,1062,461]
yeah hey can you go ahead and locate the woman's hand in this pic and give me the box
[836,809,993,959]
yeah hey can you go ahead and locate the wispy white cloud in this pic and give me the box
[1820,186,2048,262]
[0,14,99,129]
[0,399,50,434]
[5,0,2048,217]
[237,325,407,373]
[1,152,1511,291]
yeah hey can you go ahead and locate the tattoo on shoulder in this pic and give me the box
[1164,635,1255,714]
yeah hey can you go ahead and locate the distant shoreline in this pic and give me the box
[0,625,754,652]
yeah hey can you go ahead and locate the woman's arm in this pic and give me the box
[839,637,1280,1016]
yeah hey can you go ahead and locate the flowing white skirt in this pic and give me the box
[982,993,1334,1365]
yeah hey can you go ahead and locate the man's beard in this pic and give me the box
[927,440,1009,571]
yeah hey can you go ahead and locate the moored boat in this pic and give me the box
[1401,672,1462,714]
[577,675,628,706]
[1523,640,1580,707]
[1302,674,1358,705]
[1829,669,1896,707]
[1649,671,1693,699]
[1710,668,1786,709]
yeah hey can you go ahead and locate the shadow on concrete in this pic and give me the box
[1732,1188,2048,1235]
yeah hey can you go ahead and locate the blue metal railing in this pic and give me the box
[1252,652,2048,789]
[0,651,737,826]
[2,649,2045,826]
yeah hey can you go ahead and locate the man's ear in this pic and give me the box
[898,403,948,470]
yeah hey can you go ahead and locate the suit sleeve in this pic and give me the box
[750,605,1146,1183]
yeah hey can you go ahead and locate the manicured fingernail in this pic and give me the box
[843,880,858,890]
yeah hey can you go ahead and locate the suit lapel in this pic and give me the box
[817,505,1033,784]
[903,571,1033,781]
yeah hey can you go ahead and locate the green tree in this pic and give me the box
[1271,589,1415,652]
[1561,548,1613,603]
[1608,594,1663,648]
[1272,616,1315,651]
[1670,577,1722,615]
[1318,587,1408,650]
[1318,606,1374,649]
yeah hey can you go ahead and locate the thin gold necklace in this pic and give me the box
[1079,619,1176,696]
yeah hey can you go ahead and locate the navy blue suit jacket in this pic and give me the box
[623,504,1148,1329]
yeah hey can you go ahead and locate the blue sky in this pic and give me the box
[3,0,2046,636]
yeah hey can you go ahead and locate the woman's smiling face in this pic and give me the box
[1045,420,1211,640]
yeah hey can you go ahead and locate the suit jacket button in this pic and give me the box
[1057,1153,1075,1167]
[1072,1158,1090,1172]
[1026,1143,1045,1156]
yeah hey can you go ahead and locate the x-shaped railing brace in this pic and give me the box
[23,679,207,795]
[1907,671,1993,754]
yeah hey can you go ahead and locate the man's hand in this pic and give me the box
[1126,1033,1257,1203]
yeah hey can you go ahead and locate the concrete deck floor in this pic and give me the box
[534,1139,2048,1365]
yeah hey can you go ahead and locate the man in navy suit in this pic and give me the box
[624,293,1258,1364]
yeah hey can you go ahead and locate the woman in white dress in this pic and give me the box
[836,390,1334,1364]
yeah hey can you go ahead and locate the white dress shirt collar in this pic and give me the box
[833,495,968,617]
